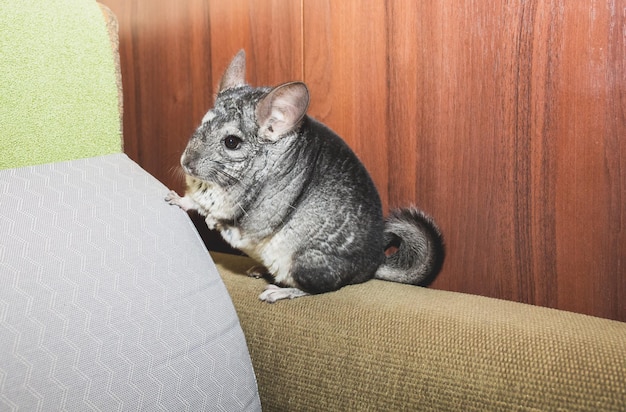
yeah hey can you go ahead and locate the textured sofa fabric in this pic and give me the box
[213,252,626,411]
[0,155,261,411]
[0,0,121,169]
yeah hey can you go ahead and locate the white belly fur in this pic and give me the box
[221,227,296,287]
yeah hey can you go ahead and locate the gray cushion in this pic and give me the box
[0,154,261,411]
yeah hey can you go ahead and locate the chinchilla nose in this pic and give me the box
[180,151,197,175]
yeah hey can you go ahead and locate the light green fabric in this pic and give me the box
[0,0,121,169]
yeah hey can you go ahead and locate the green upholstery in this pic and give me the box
[0,0,121,169]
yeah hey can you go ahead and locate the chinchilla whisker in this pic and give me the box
[215,168,240,183]
[206,168,235,184]
[237,202,249,216]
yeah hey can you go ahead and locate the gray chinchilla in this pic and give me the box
[166,50,444,302]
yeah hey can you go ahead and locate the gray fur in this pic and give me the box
[167,50,444,302]
[377,208,445,285]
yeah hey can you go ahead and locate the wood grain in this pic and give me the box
[553,1,626,318]
[100,0,625,321]
[303,0,625,320]
[304,0,390,211]
[207,0,303,88]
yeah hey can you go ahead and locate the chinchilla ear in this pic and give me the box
[256,82,310,141]
[219,50,246,92]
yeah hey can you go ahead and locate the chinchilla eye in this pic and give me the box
[223,135,242,150]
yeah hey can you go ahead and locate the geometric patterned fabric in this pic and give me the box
[0,154,261,411]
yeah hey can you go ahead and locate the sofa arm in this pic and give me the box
[212,252,626,411]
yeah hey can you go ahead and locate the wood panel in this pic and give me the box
[101,0,625,321]
[207,0,303,89]
[303,1,625,321]
[554,1,626,318]
[387,1,554,303]
[304,0,390,211]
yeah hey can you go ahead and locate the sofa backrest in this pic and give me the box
[0,0,122,169]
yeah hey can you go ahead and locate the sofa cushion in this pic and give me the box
[0,154,261,411]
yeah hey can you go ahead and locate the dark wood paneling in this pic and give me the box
[100,0,625,321]
[303,1,625,320]
[207,0,303,87]
[304,0,390,211]
[553,1,626,318]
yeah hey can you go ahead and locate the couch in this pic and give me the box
[1,1,624,411]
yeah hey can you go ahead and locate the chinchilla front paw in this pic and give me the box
[165,190,195,212]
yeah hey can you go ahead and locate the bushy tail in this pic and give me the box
[374,207,445,286]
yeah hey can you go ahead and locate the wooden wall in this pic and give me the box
[100,0,626,322]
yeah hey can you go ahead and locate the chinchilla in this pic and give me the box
[167,50,444,302]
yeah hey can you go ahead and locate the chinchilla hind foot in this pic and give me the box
[259,284,309,303]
